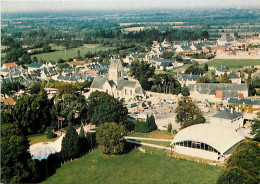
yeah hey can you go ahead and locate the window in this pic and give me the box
[130,89,133,95]
[125,89,127,95]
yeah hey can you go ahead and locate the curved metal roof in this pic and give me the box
[171,123,244,154]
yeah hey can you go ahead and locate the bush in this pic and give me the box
[46,128,57,139]
[167,123,172,133]
[135,115,157,133]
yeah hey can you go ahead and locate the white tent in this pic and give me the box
[171,123,244,161]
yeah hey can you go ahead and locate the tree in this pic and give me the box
[86,91,129,128]
[251,112,260,142]
[130,59,155,80]
[43,44,52,53]
[139,74,149,90]
[220,72,231,83]
[1,124,37,183]
[61,126,79,161]
[196,76,211,83]
[55,83,78,102]
[1,81,24,97]
[29,82,43,95]
[167,123,172,133]
[14,91,53,135]
[184,62,204,75]
[78,125,88,155]
[201,31,209,40]
[217,141,260,184]
[46,127,56,139]
[203,64,208,72]
[181,85,190,96]
[161,51,175,59]
[175,96,205,129]
[21,54,31,65]
[96,122,128,154]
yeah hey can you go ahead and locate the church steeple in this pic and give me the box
[109,58,123,85]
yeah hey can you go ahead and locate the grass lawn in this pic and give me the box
[32,46,115,62]
[203,59,260,68]
[28,133,59,145]
[129,130,175,139]
[43,148,221,184]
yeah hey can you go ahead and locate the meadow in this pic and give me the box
[203,59,260,68]
[28,133,59,145]
[42,148,221,184]
[32,46,115,62]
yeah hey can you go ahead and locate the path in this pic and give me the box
[126,140,172,151]
[124,136,172,142]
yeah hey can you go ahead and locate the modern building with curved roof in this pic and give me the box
[171,123,244,161]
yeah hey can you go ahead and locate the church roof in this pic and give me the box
[117,80,137,90]
[90,76,109,89]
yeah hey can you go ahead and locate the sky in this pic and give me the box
[1,0,260,13]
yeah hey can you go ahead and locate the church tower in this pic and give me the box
[109,58,124,85]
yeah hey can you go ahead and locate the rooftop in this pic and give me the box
[212,108,243,120]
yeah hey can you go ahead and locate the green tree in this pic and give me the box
[14,90,53,135]
[167,123,172,133]
[29,82,43,95]
[196,76,211,83]
[130,59,155,80]
[220,72,231,83]
[61,126,79,161]
[161,51,175,59]
[55,83,78,102]
[181,85,190,96]
[251,112,260,142]
[175,96,205,129]
[78,125,88,155]
[21,54,32,65]
[201,31,209,40]
[43,44,52,53]
[86,91,129,127]
[46,127,56,139]
[184,62,204,75]
[1,124,37,183]
[203,64,209,72]
[139,74,149,90]
[96,122,128,154]
[217,140,260,184]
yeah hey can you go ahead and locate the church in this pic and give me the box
[90,58,145,101]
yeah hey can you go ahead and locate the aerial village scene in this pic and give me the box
[1,0,260,184]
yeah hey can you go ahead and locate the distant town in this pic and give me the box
[1,7,260,184]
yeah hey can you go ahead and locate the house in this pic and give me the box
[47,61,57,68]
[159,61,173,70]
[215,66,229,76]
[172,60,185,68]
[228,98,260,114]
[2,62,17,69]
[178,74,201,86]
[171,123,244,161]
[175,45,192,52]
[90,58,145,101]
[188,83,248,102]
[228,72,241,84]
[28,63,47,73]
[217,34,235,46]
[2,97,16,106]
[211,108,244,130]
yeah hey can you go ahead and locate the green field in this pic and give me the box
[28,133,59,145]
[32,46,115,62]
[129,129,175,139]
[203,59,260,68]
[43,148,221,184]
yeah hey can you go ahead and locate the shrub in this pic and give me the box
[46,128,57,139]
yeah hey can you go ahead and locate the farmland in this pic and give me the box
[203,59,260,68]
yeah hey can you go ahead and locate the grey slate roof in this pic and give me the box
[90,76,109,89]
[188,83,248,98]
[217,66,229,72]
[228,72,239,79]
[117,80,137,90]
[178,74,200,81]
[228,98,260,105]
[212,109,242,120]
[160,61,172,67]
[28,62,43,68]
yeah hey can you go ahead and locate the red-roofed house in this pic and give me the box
[3,62,17,69]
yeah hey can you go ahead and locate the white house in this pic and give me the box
[28,62,47,73]
[210,108,244,130]
[228,72,241,84]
